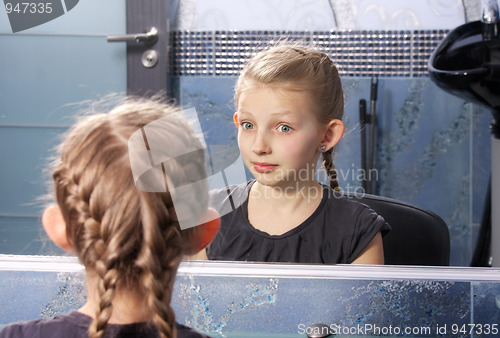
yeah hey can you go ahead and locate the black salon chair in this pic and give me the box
[345,193,450,266]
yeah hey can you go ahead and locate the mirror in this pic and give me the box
[0,0,496,271]
[171,0,493,269]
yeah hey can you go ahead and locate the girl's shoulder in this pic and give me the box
[0,311,88,338]
[322,186,372,212]
[321,186,389,227]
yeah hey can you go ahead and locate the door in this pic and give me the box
[108,0,171,96]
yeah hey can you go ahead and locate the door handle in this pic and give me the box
[107,27,158,45]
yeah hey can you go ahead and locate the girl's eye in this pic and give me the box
[277,124,292,133]
[241,121,254,130]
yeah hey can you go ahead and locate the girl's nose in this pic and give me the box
[252,132,271,155]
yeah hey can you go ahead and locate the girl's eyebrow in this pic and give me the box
[270,111,293,117]
[238,110,298,123]
[237,110,253,118]
[239,110,294,117]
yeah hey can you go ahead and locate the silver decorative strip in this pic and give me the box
[171,30,449,77]
[1,255,500,281]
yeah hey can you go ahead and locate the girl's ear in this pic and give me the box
[233,112,239,129]
[42,205,72,251]
[186,208,220,255]
[320,119,345,150]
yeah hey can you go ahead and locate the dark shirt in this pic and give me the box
[0,311,211,338]
[207,181,390,264]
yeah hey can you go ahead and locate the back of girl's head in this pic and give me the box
[234,44,345,189]
[51,96,206,338]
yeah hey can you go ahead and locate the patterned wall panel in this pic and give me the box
[171,30,449,77]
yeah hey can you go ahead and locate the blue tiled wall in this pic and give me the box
[1,260,499,337]
[173,275,472,336]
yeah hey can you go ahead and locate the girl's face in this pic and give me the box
[235,85,325,187]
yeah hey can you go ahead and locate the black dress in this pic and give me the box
[207,181,391,264]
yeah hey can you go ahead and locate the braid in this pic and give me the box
[87,216,121,338]
[137,194,185,338]
[322,148,339,190]
[53,169,111,337]
[89,259,118,338]
[55,162,121,338]
[142,264,178,338]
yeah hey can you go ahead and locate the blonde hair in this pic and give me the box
[234,44,344,189]
[51,97,206,338]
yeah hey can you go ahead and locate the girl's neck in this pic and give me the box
[79,272,152,324]
[250,179,323,208]
[247,179,324,236]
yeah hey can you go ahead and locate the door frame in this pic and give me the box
[125,0,170,96]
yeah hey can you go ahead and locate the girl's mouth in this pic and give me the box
[252,162,278,173]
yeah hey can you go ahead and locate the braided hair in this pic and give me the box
[234,44,344,189]
[51,97,207,338]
